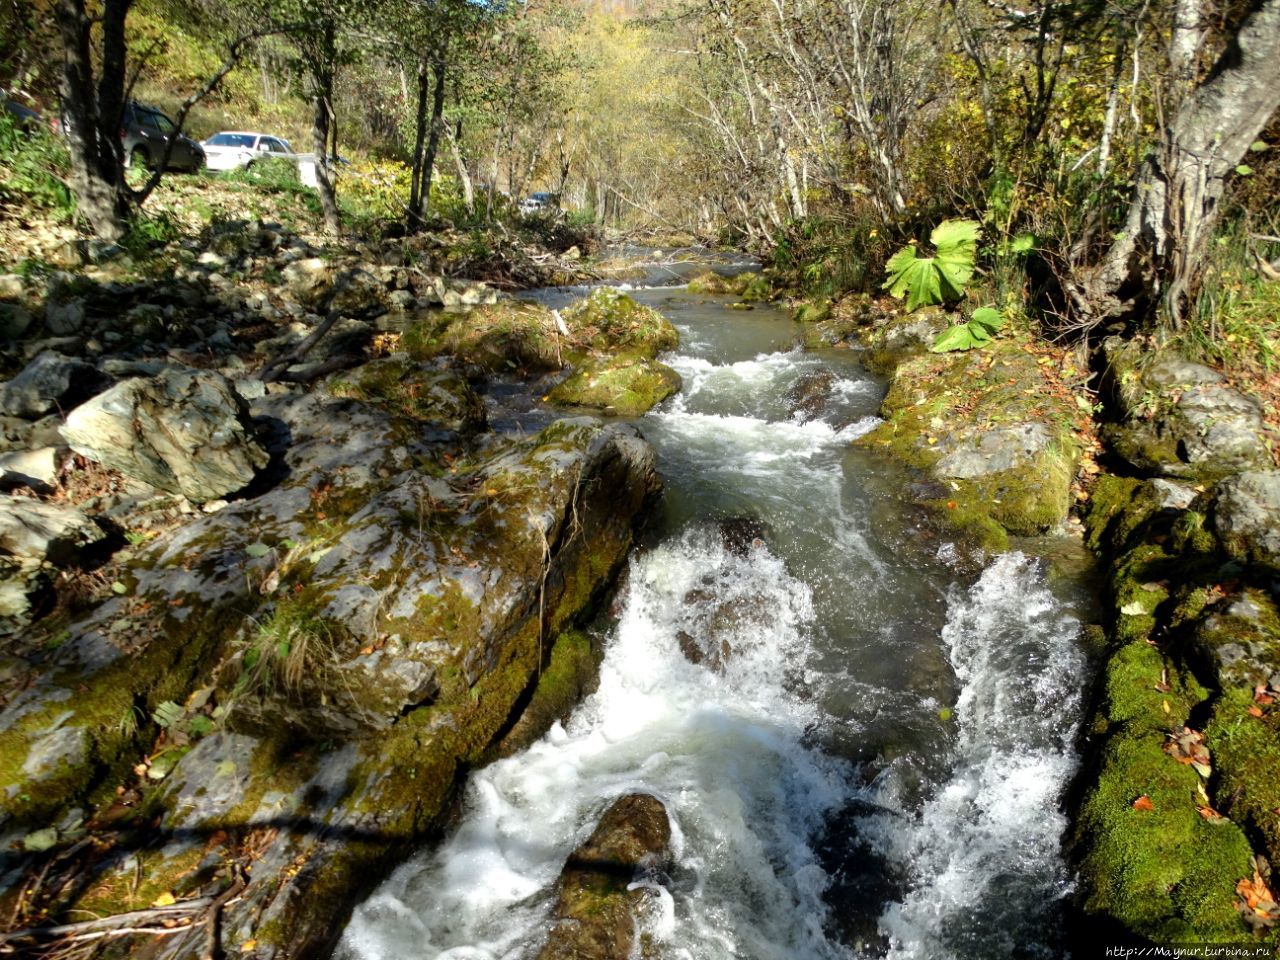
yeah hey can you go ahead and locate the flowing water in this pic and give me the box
[339,252,1095,960]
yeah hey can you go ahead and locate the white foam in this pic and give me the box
[338,530,851,960]
[871,553,1086,959]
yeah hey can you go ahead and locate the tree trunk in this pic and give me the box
[446,118,474,216]
[1073,0,1280,329]
[418,54,447,219]
[309,20,340,235]
[54,0,130,241]
[407,66,430,229]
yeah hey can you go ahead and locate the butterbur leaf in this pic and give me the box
[883,219,980,311]
[930,219,981,296]
[884,247,943,311]
[970,307,1004,330]
[930,325,978,353]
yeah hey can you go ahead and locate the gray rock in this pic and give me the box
[387,289,415,311]
[436,277,497,307]
[21,337,83,361]
[60,368,269,503]
[1174,384,1270,473]
[1150,479,1197,511]
[0,495,103,564]
[44,299,86,335]
[936,422,1051,479]
[0,303,33,341]
[0,447,61,491]
[1213,470,1280,571]
[0,352,106,419]
[0,555,50,637]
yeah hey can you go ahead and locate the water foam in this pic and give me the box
[872,553,1086,959]
[339,530,852,960]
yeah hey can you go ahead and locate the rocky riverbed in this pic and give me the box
[0,222,681,958]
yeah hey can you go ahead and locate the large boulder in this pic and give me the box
[1212,470,1280,572]
[0,399,660,958]
[0,351,108,419]
[538,793,673,960]
[59,368,268,503]
[0,496,103,564]
[1102,340,1272,479]
[547,358,681,417]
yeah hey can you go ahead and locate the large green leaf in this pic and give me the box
[930,324,978,352]
[930,219,980,298]
[882,219,981,312]
[969,307,1005,337]
[884,246,943,311]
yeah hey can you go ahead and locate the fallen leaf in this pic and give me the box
[1132,795,1154,811]
[241,940,258,952]
[1197,805,1228,824]
[152,892,176,907]
[1249,705,1265,718]
[1162,699,1171,714]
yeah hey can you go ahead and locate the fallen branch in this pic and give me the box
[0,899,213,946]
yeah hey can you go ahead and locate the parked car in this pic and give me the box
[201,131,295,172]
[519,191,558,215]
[2,95,42,134]
[122,102,204,172]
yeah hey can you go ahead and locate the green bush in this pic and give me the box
[0,113,74,218]
[223,155,305,192]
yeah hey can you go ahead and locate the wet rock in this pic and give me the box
[538,793,672,960]
[785,370,835,422]
[716,515,768,557]
[60,368,268,503]
[0,352,107,419]
[1212,470,1280,572]
[0,495,103,564]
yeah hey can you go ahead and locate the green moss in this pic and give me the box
[1084,475,1144,553]
[685,270,767,298]
[561,288,679,362]
[1103,641,1204,733]
[494,630,600,758]
[329,357,485,432]
[547,359,681,416]
[1208,687,1280,870]
[1077,730,1255,941]
[404,303,561,373]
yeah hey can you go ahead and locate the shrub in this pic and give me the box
[0,113,74,218]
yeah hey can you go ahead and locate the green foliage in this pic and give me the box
[0,114,73,217]
[930,306,1006,352]
[122,211,182,254]
[224,156,305,192]
[882,219,981,311]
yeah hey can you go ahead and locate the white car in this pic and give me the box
[201,131,294,171]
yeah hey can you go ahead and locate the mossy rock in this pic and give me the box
[327,356,486,433]
[537,793,672,960]
[1076,729,1256,942]
[560,288,678,362]
[853,340,1079,544]
[547,359,681,417]
[404,302,562,374]
[686,270,770,300]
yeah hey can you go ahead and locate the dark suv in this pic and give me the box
[122,102,204,172]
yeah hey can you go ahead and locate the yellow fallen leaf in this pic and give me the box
[241,940,258,952]
[1162,699,1171,714]
[152,891,176,907]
